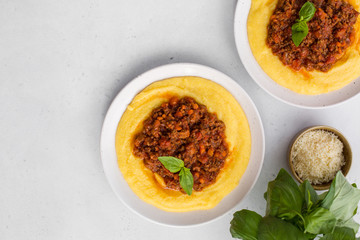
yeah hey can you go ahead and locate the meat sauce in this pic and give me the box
[133,96,229,192]
[267,0,359,72]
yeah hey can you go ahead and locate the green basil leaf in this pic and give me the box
[299,1,316,22]
[179,167,193,195]
[292,20,307,32]
[353,205,358,217]
[257,216,308,240]
[158,156,184,173]
[321,179,336,209]
[325,172,360,222]
[292,21,308,47]
[304,232,318,239]
[230,210,262,240]
[299,180,319,211]
[304,207,336,234]
[318,190,328,201]
[265,168,304,220]
[337,218,360,234]
[320,227,356,240]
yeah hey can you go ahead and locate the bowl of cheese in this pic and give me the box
[288,126,352,190]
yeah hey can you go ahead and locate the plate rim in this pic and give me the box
[234,0,360,109]
[100,63,265,227]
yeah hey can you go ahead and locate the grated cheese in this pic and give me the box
[291,129,345,185]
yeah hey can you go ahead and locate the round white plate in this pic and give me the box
[100,63,265,227]
[234,0,360,108]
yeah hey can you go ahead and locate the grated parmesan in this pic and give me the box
[291,129,345,185]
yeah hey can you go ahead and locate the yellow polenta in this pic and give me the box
[115,77,251,212]
[247,0,360,95]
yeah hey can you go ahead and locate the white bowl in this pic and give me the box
[234,0,360,108]
[100,63,265,227]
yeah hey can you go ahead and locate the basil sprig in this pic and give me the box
[230,169,360,240]
[158,156,194,195]
[292,1,316,47]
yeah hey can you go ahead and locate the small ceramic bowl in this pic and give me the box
[288,126,352,190]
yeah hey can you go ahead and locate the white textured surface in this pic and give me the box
[0,0,359,239]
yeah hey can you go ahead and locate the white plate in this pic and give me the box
[100,63,265,227]
[234,0,360,109]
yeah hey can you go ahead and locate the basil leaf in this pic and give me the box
[321,180,336,209]
[257,216,308,240]
[337,218,360,234]
[299,1,316,22]
[292,21,308,47]
[325,172,360,222]
[304,232,318,239]
[299,180,318,211]
[265,168,304,220]
[320,227,356,240]
[318,191,328,201]
[292,20,308,32]
[230,210,262,240]
[158,156,184,173]
[304,207,336,234]
[179,167,193,196]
